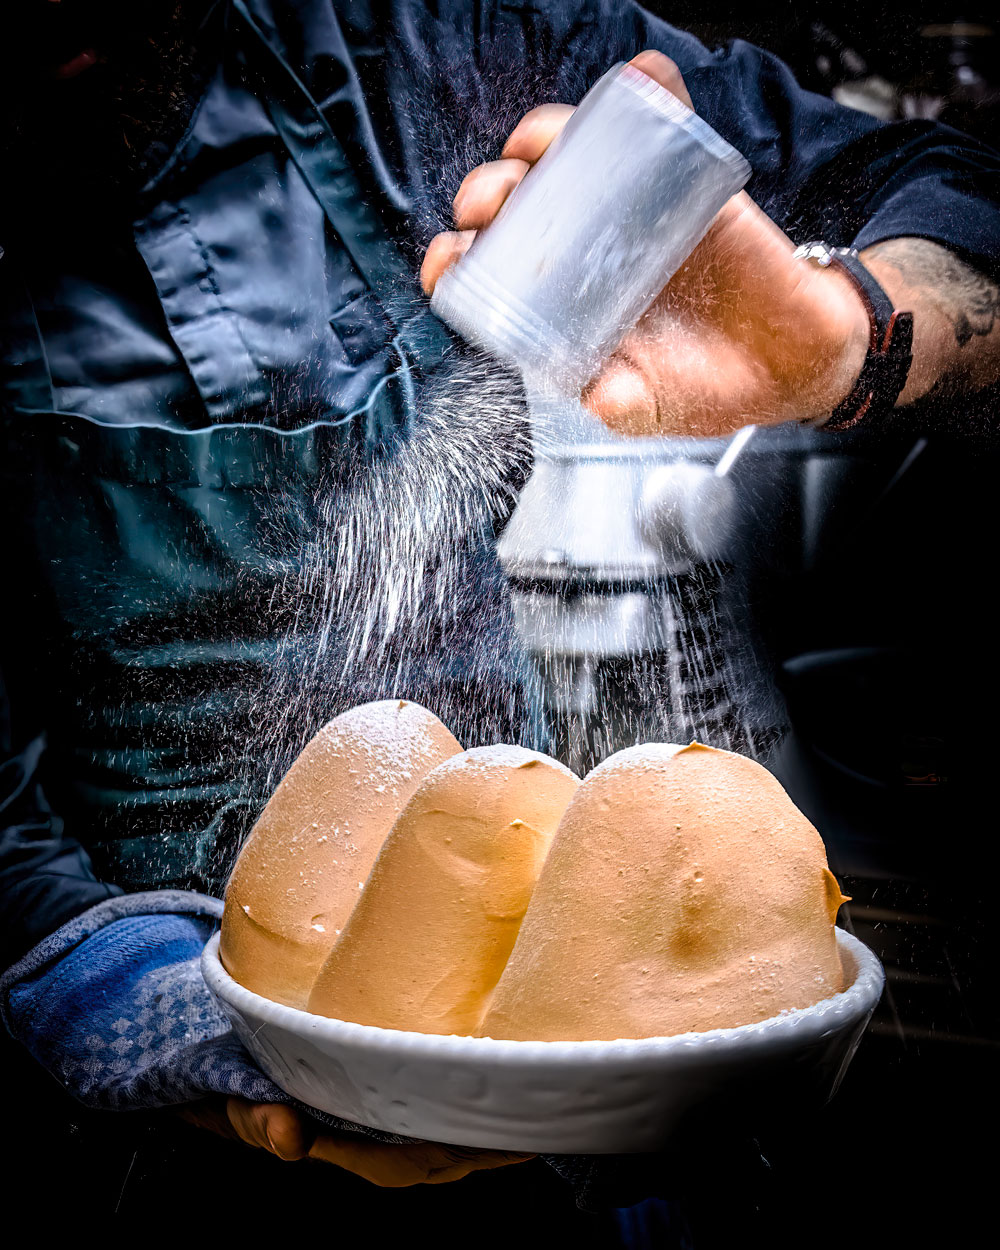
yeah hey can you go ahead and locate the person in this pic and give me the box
[1,0,998,1241]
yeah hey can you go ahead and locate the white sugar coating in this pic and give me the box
[314,699,449,791]
[430,744,579,780]
[589,742,693,777]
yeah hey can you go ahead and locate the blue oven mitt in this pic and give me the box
[0,891,414,1142]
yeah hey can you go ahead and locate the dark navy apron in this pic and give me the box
[0,0,532,899]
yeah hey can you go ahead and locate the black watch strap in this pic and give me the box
[794,243,914,432]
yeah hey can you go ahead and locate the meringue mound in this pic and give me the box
[478,742,849,1042]
[307,746,580,1035]
[220,700,462,1008]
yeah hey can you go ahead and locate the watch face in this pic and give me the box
[792,242,833,265]
[793,243,863,267]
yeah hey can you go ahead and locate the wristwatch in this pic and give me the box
[792,242,913,432]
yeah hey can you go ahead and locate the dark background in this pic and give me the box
[656,1,999,144]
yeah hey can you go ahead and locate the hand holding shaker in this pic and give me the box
[430,63,752,400]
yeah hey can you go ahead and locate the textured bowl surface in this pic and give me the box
[202,929,883,1153]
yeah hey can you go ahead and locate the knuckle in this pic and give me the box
[420,234,451,292]
[503,104,573,155]
[515,103,556,129]
[631,50,689,100]
[639,48,680,74]
[455,165,481,198]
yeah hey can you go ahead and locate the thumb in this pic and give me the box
[226,1099,315,1161]
[582,356,659,434]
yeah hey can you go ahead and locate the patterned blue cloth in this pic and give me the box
[0,891,415,1142]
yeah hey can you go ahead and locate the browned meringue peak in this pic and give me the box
[479,742,849,1042]
[220,700,462,1008]
[308,745,580,1035]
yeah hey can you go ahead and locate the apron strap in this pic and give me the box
[231,0,452,375]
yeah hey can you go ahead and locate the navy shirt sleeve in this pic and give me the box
[680,38,1000,275]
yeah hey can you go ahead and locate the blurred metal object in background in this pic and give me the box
[902,22,1000,136]
[497,396,752,773]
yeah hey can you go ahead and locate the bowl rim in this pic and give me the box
[202,927,884,1066]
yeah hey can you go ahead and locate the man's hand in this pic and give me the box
[421,50,871,438]
[175,1098,535,1186]
[423,49,1000,437]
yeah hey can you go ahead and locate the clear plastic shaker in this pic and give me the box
[430,62,752,398]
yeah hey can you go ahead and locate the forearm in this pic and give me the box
[860,238,1000,405]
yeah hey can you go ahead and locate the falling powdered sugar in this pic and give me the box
[431,744,578,781]
[316,700,444,796]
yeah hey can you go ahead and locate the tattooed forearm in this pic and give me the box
[862,238,999,347]
[860,237,1000,404]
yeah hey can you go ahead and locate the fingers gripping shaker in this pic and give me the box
[430,64,753,771]
[430,62,751,397]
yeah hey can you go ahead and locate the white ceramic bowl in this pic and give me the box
[202,929,883,1154]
